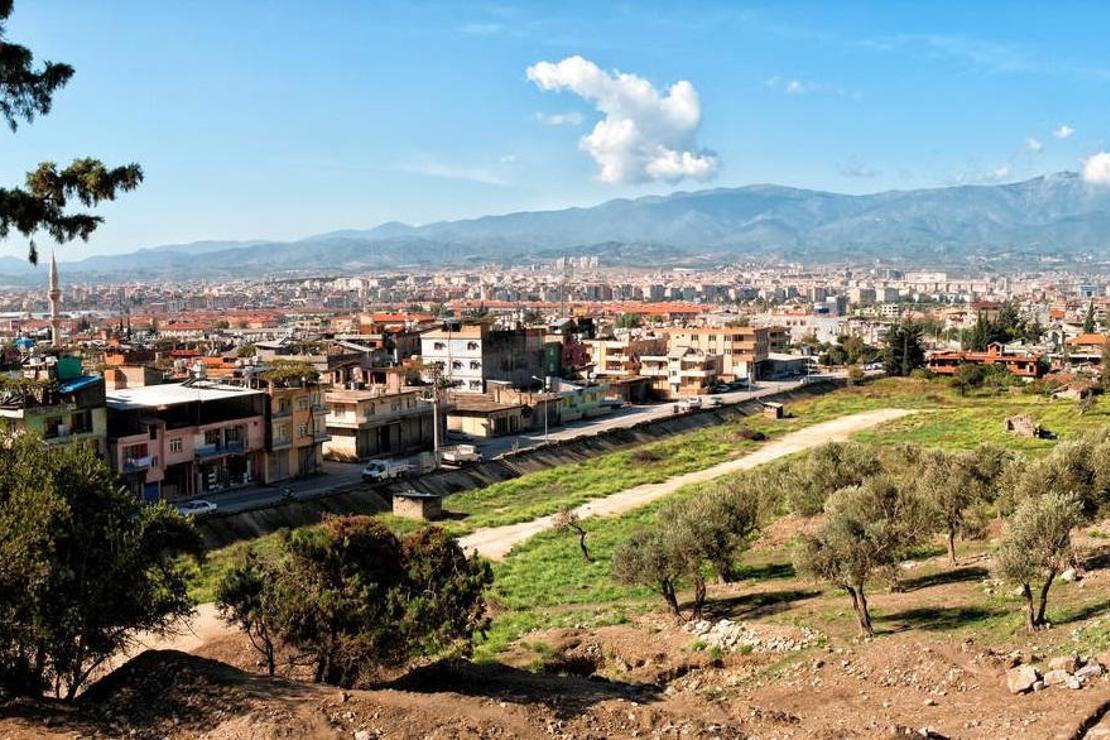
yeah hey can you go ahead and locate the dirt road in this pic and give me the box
[459,408,913,560]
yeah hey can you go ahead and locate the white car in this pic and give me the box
[177,499,218,517]
[706,396,724,408]
[361,459,413,482]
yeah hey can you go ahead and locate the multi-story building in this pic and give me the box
[106,380,266,501]
[252,370,329,482]
[419,324,545,392]
[638,347,722,398]
[583,335,667,380]
[926,343,1046,379]
[0,357,107,457]
[665,326,770,381]
[323,386,439,460]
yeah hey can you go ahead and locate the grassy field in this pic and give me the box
[474,377,1110,658]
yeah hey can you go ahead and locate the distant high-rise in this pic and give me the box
[48,250,62,346]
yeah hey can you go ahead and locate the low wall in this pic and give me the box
[196,379,843,549]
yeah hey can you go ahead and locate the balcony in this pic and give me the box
[123,455,154,472]
[195,440,246,459]
[271,438,292,451]
[271,407,293,419]
[313,431,331,442]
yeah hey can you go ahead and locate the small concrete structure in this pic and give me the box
[762,402,785,420]
[392,490,444,521]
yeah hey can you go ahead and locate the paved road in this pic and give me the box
[459,408,914,561]
[183,374,832,516]
[473,377,818,457]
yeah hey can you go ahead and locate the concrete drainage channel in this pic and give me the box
[196,380,845,549]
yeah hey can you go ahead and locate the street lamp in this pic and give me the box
[531,375,550,445]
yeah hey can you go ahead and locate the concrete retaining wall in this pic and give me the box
[196,379,843,548]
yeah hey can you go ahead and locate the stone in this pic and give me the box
[354,732,372,740]
[1061,568,1080,583]
[1007,665,1040,694]
[1049,654,1080,673]
[1032,680,1046,692]
[1043,669,1070,687]
[1076,663,1104,681]
[1067,676,1082,690]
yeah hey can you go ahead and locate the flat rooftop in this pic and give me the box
[106,382,263,410]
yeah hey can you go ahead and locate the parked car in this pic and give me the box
[361,459,413,482]
[676,397,703,412]
[706,396,724,408]
[440,444,483,466]
[176,499,217,517]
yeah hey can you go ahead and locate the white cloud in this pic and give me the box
[1082,152,1110,184]
[535,111,584,126]
[526,56,719,184]
[839,163,878,178]
[499,154,517,164]
[1023,137,1043,153]
[1054,124,1075,139]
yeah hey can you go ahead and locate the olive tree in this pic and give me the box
[994,492,1083,632]
[782,441,883,516]
[611,524,704,618]
[552,505,592,562]
[795,476,930,637]
[669,477,760,583]
[912,448,994,564]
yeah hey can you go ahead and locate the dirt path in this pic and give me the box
[459,408,913,560]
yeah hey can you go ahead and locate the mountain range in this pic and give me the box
[2,171,1108,283]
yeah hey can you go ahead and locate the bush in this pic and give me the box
[216,516,492,687]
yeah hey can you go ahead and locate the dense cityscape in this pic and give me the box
[6,2,1110,738]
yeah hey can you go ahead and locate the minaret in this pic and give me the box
[48,250,61,346]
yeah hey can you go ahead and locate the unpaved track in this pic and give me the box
[459,408,913,560]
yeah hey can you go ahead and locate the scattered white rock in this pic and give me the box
[1007,665,1040,694]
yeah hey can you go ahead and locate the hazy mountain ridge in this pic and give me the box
[2,172,1108,283]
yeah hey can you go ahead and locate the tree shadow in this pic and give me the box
[899,566,988,592]
[735,561,796,581]
[1057,598,1110,626]
[701,588,820,621]
[387,659,660,720]
[876,605,1004,633]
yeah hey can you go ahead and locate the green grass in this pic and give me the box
[437,413,789,534]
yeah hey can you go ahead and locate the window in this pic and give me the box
[204,429,221,445]
[297,396,309,410]
[169,437,183,453]
[470,360,481,370]
[433,341,446,351]
[466,341,479,351]
[297,423,308,438]
[452,360,463,369]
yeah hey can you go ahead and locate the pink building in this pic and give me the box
[106,380,266,501]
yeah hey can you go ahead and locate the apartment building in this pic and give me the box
[255,373,329,482]
[0,357,107,457]
[582,335,667,380]
[323,386,438,460]
[106,380,266,501]
[665,326,771,381]
[419,324,545,392]
[638,347,723,398]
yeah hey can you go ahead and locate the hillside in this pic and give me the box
[3,172,1110,283]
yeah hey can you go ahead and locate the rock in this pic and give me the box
[1007,665,1040,694]
[1043,669,1070,687]
[1076,663,1104,681]
[1067,676,1082,690]
[1033,680,1046,691]
[923,697,937,706]
[1049,655,1080,673]
[354,732,372,740]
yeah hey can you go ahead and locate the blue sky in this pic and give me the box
[2,1,1109,259]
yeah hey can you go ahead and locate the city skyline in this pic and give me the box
[4,1,1110,259]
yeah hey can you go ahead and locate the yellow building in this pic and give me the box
[665,326,771,381]
[259,376,329,482]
